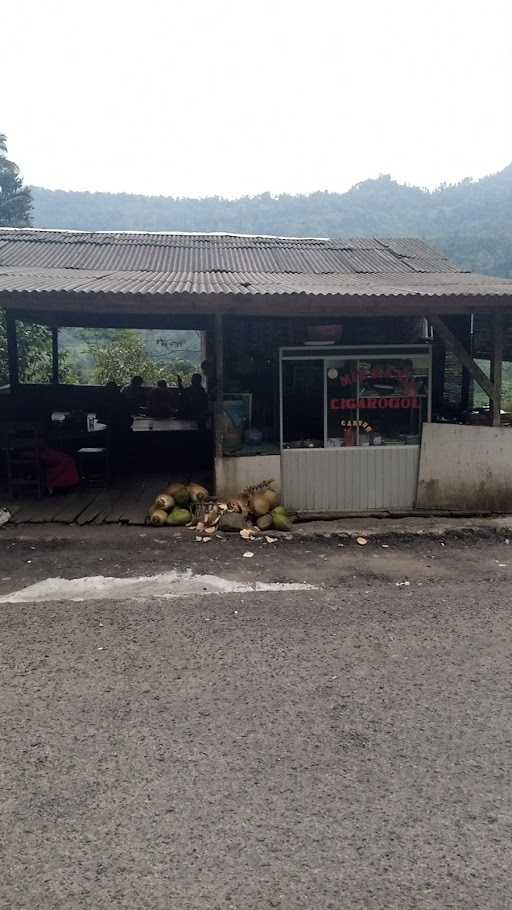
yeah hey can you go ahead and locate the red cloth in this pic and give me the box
[44,448,80,491]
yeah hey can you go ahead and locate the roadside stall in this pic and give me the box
[2,229,512,522]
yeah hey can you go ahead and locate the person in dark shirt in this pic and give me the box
[149,380,173,419]
[201,359,216,397]
[122,376,146,414]
[98,381,133,433]
[177,373,209,427]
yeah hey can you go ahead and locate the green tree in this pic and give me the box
[0,313,52,385]
[0,134,32,226]
[90,330,194,386]
[0,315,78,385]
[0,138,76,384]
[0,135,40,385]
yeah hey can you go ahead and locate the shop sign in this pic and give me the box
[340,419,374,431]
[330,397,421,411]
[336,366,414,387]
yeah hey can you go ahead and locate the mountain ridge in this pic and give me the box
[30,163,512,277]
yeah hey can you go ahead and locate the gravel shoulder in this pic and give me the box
[2,525,512,595]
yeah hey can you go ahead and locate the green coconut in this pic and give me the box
[167,507,192,526]
[272,507,292,531]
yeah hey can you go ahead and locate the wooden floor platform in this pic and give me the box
[4,472,210,526]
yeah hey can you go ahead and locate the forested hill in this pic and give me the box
[31,163,512,277]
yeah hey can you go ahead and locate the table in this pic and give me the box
[50,413,107,434]
[131,417,198,433]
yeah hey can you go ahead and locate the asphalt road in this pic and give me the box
[1,531,511,909]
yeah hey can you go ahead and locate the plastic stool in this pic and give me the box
[78,447,109,487]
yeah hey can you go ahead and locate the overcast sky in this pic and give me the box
[3,0,512,198]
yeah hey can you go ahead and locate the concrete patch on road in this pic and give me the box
[0,570,317,603]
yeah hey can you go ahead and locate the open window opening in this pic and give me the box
[2,320,213,496]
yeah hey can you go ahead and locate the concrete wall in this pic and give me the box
[215,455,281,499]
[417,423,512,511]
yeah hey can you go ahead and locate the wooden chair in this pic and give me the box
[5,422,46,500]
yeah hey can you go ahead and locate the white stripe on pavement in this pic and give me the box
[0,570,317,603]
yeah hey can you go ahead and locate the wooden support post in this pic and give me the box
[213,314,224,459]
[51,327,59,385]
[431,335,446,414]
[490,313,503,426]
[460,314,473,412]
[430,315,499,405]
[5,312,19,387]
[460,365,472,413]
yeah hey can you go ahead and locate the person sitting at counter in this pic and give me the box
[149,380,173,419]
[201,358,216,398]
[98,381,133,433]
[177,373,209,428]
[122,375,146,414]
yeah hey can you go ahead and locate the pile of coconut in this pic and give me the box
[147,480,293,535]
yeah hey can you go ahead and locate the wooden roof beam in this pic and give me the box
[429,314,499,405]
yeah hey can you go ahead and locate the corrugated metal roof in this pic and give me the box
[0,228,511,302]
[0,229,454,274]
[1,266,512,298]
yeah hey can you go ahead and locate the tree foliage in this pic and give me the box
[0,134,40,385]
[0,314,77,385]
[90,330,195,386]
[0,134,32,227]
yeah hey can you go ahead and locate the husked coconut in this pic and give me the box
[219,511,246,532]
[256,513,273,531]
[262,489,280,511]
[249,492,271,517]
[165,482,185,496]
[154,493,175,511]
[149,508,169,527]
[165,483,190,504]
[171,485,190,506]
[187,483,209,503]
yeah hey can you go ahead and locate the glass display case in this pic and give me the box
[279,345,432,512]
[280,346,431,449]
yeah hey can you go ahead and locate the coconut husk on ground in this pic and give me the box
[219,512,247,532]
